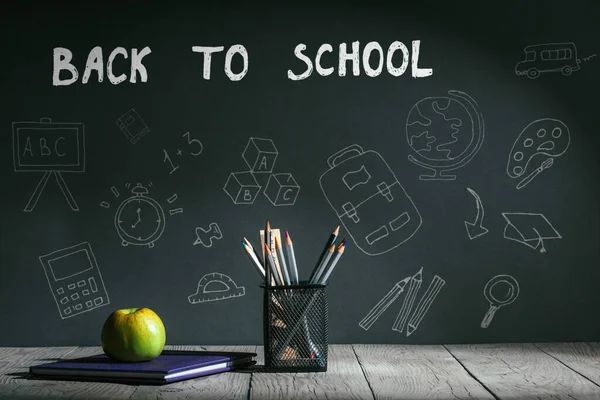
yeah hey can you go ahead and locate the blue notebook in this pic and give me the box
[29,350,257,385]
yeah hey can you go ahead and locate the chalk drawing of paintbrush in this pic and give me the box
[516,157,554,190]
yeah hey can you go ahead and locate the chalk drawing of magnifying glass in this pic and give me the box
[481,274,519,328]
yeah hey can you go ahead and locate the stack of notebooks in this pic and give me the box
[29,350,257,385]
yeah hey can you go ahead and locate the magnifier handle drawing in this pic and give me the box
[481,305,499,329]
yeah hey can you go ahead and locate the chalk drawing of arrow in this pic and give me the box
[464,187,489,240]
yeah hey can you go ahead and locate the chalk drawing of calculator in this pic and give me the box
[39,242,110,319]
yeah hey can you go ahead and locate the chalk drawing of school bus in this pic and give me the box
[515,42,581,79]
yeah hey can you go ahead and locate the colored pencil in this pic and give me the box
[264,242,282,286]
[241,242,265,278]
[285,231,299,284]
[243,238,277,285]
[309,244,335,284]
[309,225,339,282]
[275,236,291,285]
[265,221,272,286]
[319,239,346,284]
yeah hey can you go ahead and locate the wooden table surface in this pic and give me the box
[1,343,599,399]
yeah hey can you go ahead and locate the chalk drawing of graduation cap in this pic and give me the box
[502,212,562,253]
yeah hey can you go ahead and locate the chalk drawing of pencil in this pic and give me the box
[359,277,410,331]
[406,275,445,337]
[392,267,423,333]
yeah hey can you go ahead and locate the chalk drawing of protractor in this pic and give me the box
[319,144,422,256]
[188,272,245,304]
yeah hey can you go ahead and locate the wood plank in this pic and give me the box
[5,346,138,399]
[536,342,600,386]
[447,343,600,400]
[129,345,256,399]
[353,344,494,399]
[250,344,373,399]
[0,346,77,384]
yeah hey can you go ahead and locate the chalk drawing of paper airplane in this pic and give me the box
[188,272,245,304]
[319,144,422,256]
[502,212,561,253]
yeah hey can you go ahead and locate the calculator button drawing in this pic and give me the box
[77,280,86,287]
[74,303,83,310]
[94,297,103,305]
[57,288,64,294]
[71,293,79,300]
[68,283,76,290]
[86,300,93,307]
[89,277,97,292]
[64,307,72,315]
[82,289,90,296]
[60,297,69,305]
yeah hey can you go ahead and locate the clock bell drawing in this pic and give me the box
[100,182,183,248]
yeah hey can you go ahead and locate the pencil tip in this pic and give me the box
[266,220,271,229]
[333,225,340,234]
[285,230,289,237]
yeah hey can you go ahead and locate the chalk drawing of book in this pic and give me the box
[502,212,561,253]
[116,109,149,145]
[319,144,422,256]
[12,118,85,212]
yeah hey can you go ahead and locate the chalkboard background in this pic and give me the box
[1,1,599,346]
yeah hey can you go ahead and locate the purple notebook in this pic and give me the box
[29,350,257,385]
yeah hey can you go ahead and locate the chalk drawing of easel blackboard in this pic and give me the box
[12,118,85,212]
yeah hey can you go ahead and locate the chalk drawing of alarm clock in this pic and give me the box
[114,183,166,248]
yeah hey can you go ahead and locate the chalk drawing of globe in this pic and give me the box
[405,90,484,180]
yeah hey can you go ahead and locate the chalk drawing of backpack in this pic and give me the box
[319,144,423,256]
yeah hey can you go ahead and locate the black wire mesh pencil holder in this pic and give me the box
[262,283,329,372]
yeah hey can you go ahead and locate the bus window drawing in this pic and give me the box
[507,119,570,190]
[406,90,485,181]
[515,42,596,79]
[39,242,109,320]
[12,118,85,212]
[100,182,182,248]
[188,272,245,304]
[320,144,422,256]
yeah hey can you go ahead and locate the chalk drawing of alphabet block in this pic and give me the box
[263,173,300,206]
[242,137,278,173]
[223,171,262,204]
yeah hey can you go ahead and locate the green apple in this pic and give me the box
[101,308,166,362]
